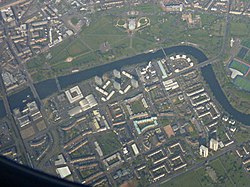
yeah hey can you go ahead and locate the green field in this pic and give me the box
[95,131,122,156]
[229,60,249,75]
[234,76,250,91]
[71,17,79,25]
[243,51,250,64]
[130,100,146,114]
[211,19,226,37]
[242,38,250,49]
[26,4,226,82]
[161,153,250,187]
[231,22,249,36]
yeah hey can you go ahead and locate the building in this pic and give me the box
[200,145,209,158]
[131,79,139,88]
[161,1,184,12]
[56,166,71,179]
[209,138,219,151]
[95,76,103,86]
[79,94,98,111]
[133,117,158,135]
[113,69,121,78]
[55,154,66,166]
[113,80,121,90]
[68,106,82,117]
[163,125,175,138]
[131,143,139,156]
[65,86,83,104]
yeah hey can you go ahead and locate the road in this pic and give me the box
[0,68,31,166]
[3,23,59,169]
[153,1,234,186]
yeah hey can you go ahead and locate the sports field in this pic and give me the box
[243,51,250,64]
[234,76,250,92]
[242,38,250,49]
[237,47,248,59]
[229,60,249,75]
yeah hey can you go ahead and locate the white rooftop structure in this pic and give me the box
[65,86,83,103]
[79,94,98,111]
[56,166,71,178]
[55,154,66,166]
[131,143,139,156]
[209,138,219,151]
[68,106,82,117]
[200,145,208,158]
[128,19,136,31]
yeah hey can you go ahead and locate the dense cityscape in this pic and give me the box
[0,0,250,186]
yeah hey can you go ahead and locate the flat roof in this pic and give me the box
[65,86,83,104]
[56,166,71,179]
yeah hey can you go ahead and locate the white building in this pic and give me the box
[113,69,121,78]
[131,143,139,156]
[65,86,83,103]
[56,166,71,178]
[209,138,219,151]
[113,80,121,90]
[200,145,208,158]
[131,79,139,88]
[79,94,98,111]
[95,76,103,86]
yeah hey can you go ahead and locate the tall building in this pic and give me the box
[95,76,103,86]
[209,138,219,151]
[113,80,121,90]
[113,69,121,79]
[131,79,139,88]
[200,145,208,158]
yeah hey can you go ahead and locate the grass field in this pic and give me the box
[26,4,226,82]
[211,19,226,37]
[229,60,249,75]
[130,100,146,114]
[234,76,250,92]
[71,17,79,25]
[95,131,122,156]
[231,22,249,36]
[242,38,250,49]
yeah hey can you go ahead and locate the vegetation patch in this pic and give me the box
[234,76,250,92]
[95,131,122,156]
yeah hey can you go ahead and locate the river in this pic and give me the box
[1,45,250,126]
